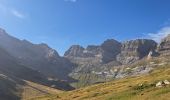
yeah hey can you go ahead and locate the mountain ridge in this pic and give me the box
[1,27,170,100]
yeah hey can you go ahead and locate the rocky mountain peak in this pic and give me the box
[158,34,170,55]
[101,39,121,48]
[117,39,157,64]
[101,39,121,63]
[64,39,121,63]
[64,45,85,57]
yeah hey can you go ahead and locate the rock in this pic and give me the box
[65,39,121,63]
[64,45,85,58]
[156,80,170,87]
[147,50,159,60]
[117,39,157,64]
[158,34,170,55]
[101,39,121,63]
[147,51,153,60]
[164,80,170,85]
[156,81,164,87]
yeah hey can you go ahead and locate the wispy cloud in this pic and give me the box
[0,2,26,19]
[64,0,77,3]
[11,9,25,19]
[146,26,170,43]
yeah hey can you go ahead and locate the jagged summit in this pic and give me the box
[64,39,121,62]
[117,39,157,64]
[64,45,85,57]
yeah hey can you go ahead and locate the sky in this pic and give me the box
[0,0,170,55]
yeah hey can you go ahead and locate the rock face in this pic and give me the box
[158,34,170,55]
[117,39,157,64]
[0,29,74,81]
[101,39,121,63]
[64,39,121,63]
[64,45,85,58]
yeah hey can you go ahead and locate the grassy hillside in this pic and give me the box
[31,57,170,100]
[21,81,62,100]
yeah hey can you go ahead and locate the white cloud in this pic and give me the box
[0,2,26,19]
[11,9,25,19]
[147,26,170,43]
[64,0,77,2]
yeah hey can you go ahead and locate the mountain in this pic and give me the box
[64,38,157,88]
[0,28,75,100]
[64,39,122,88]
[0,45,75,100]
[1,27,170,100]
[33,42,170,100]
[31,35,170,100]
[32,47,170,100]
[158,34,170,56]
[0,28,74,81]
[117,39,157,64]
[65,39,121,63]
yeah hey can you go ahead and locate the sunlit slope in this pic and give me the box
[32,58,170,100]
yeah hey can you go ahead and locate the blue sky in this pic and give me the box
[0,0,170,55]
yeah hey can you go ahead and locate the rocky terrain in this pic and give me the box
[117,39,157,64]
[158,34,170,56]
[64,38,158,88]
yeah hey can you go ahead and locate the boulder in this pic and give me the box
[164,80,170,85]
[156,80,170,87]
[156,81,164,87]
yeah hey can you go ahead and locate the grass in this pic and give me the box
[30,57,170,100]
[21,81,61,100]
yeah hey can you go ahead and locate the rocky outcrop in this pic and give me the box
[65,45,102,59]
[117,39,157,64]
[156,80,170,87]
[64,45,85,58]
[101,39,121,63]
[158,34,170,55]
[64,39,121,63]
[147,50,159,60]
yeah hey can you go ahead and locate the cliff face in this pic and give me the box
[117,39,157,64]
[64,39,121,64]
[101,39,121,63]
[64,45,85,58]
[158,35,170,56]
